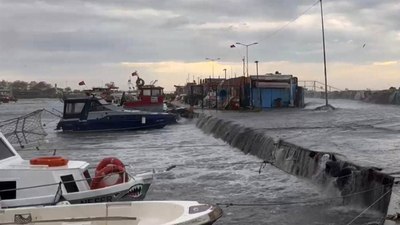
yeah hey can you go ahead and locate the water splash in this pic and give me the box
[196,114,394,214]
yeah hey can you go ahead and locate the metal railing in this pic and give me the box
[299,80,342,92]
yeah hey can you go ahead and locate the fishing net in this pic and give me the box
[0,109,47,148]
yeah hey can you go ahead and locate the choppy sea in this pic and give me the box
[0,99,384,225]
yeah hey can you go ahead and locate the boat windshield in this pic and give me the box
[89,100,111,112]
[0,138,16,161]
[66,102,85,114]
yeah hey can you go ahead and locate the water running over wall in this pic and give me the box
[196,114,394,214]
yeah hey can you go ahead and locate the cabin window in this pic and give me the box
[151,89,160,96]
[0,139,16,160]
[61,175,79,193]
[65,102,85,114]
[143,89,151,96]
[0,181,16,199]
[83,170,92,185]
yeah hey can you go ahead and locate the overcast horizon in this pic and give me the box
[0,0,399,92]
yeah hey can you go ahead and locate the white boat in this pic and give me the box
[0,132,153,208]
[0,201,223,225]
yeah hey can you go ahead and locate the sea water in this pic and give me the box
[0,99,383,225]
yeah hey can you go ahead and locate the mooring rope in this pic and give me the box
[19,144,229,152]
[345,188,392,225]
[216,184,392,208]
[42,108,62,118]
[0,171,132,194]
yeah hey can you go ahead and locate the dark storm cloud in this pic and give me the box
[0,0,399,77]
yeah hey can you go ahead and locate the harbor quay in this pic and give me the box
[194,97,400,224]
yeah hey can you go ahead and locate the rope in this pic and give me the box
[20,144,229,152]
[0,170,131,194]
[256,0,320,43]
[217,184,392,208]
[42,108,62,118]
[129,161,268,172]
[53,182,63,204]
[345,188,392,225]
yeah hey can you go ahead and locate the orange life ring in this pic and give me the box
[90,164,127,190]
[30,156,69,167]
[95,157,125,176]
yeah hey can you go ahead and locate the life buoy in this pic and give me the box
[30,156,69,167]
[90,164,127,190]
[136,78,145,87]
[94,157,125,176]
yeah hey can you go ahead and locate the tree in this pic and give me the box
[0,80,9,88]
[11,80,28,91]
[31,81,52,91]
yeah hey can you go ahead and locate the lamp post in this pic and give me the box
[320,0,328,107]
[223,68,227,80]
[205,57,220,78]
[232,42,258,77]
[242,57,245,77]
[255,60,262,108]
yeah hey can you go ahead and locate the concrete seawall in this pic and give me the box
[307,89,400,105]
[196,114,394,214]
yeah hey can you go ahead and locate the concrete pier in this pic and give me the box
[195,98,400,221]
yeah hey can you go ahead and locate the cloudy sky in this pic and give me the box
[0,0,399,91]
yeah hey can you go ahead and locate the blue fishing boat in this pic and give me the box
[56,97,177,132]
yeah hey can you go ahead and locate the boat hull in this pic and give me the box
[0,171,153,208]
[57,114,176,132]
[66,177,152,204]
[0,201,223,225]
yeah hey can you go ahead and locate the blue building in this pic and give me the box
[250,74,304,108]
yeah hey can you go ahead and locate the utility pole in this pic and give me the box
[242,57,245,77]
[320,0,328,107]
[255,60,262,108]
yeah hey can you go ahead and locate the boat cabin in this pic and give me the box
[123,85,165,111]
[0,132,90,208]
[61,97,113,120]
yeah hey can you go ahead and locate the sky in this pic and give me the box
[0,0,399,92]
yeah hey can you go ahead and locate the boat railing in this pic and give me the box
[0,170,133,198]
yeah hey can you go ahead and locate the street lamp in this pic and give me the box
[231,42,258,77]
[255,60,262,108]
[205,57,220,78]
[223,68,227,80]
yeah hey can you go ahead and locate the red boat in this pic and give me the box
[0,88,17,103]
[119,72,165,112]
